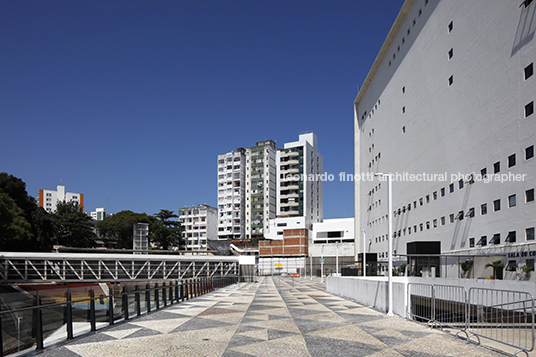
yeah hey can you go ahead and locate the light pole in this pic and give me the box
[321,244,324,283]
[375,172,393,316]
[336,242,339,276]
[362,229,366,277]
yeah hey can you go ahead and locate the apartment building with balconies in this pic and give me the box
[245,140,277,240]
[217,149,246,240]
[179,204,217,250]
[38,185,84,213]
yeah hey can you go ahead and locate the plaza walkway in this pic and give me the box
[38,276,502,357]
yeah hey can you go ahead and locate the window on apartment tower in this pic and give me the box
[526,145,534,160]
[508,154,516,167]
[494,161,500,173]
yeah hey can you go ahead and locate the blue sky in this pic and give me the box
[0,0,403,219]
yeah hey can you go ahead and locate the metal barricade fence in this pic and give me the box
[467,288,535,356]
[408,283,535,357]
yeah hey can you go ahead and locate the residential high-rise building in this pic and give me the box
[354,0,536,279]
[133,222,149,252]
[178,204,218,250]
[38,185,84,213]
[87,207,106,221]
[245,140,277,240]
[217,148,246,240]
[265,133,323,239]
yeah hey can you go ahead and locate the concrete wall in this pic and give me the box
[327,276,536,318]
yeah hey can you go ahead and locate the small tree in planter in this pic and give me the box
[458,259,473,278]
[514,264,533,280]
[485,260,504,280]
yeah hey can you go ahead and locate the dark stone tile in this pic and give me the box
[169,317,234,333]
[370,333,411,347]
[222,349,256,357]
[397,330,433,339]
[122,327,162,339]
[267,329,299,340]
[304,335,384,357]
[395,350,442,357]
[235,324,265,334]
[39,345,84,357]
[335,312,385,325]
[287,307,327,318]
[226,334,265,348]
[293,317,347,334]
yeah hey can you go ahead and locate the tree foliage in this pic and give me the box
[97,210,153,249]
[485,260,504,280]
[151,209,183,250]
[53,200,97,248]
[0,173,54,251]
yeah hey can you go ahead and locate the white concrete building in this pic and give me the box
[132,222,149,252]
[245,140,277,240]
[87,207,106,221]
[265,133,323,239]
[179,204,217,251]
[217,149,246,240]
[38,185,84,213]
[354,0,536,279]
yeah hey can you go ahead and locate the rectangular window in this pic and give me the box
[448,75,454,86]
[426,195,430,203]
[459,180,464,189]
[526,227,535,241]
[433,191,437,200]
[441,216,445,225]
[481,168,487,179]
[449,214,454,223]
[420,198,423,206]
[494,199,501,211]
[449,183,454,193]
[441,187,445,196]
[526,145,534,160]
[448,48,453,59]
[414,201,417,209]
[506,231,516,243]
[426,221,430,229]
[526,101,534,117]
[490,234,500,245]
[525,63,534,80]
[527,259,535,272]
[420,223,423,231]
[433,219,437,228]
[481,203,487,215]
[509,194,517,207]
[448,21,453,33]
[508,154,516,167]
[526,188,535,202]
[507,260,517,272]
[477,236,487,246]
[494,161,500,173]
[469,238,475,247]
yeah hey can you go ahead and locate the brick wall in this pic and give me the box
[259,229,309,257]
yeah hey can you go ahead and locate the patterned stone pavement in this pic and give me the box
[37,276,503,357]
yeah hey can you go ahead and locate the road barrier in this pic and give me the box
[408,283,535,356]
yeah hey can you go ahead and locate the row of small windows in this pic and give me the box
[469,228,535,247]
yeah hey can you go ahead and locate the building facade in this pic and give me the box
[132,222,149,252]
[38,185,84,213]
[265,133,323,239]
[87,207,106,221]
[354,0,536,279]
[217,149,246,240]
[245,140,277,240]
[179,204,218,251]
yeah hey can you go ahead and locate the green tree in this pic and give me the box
[0,173,55,251]
[485,260,504,280]
[458,259,473,278]
[54,200,97,248]
[97,210,152,249]
[151,209,183,250]
[0,192,33,250]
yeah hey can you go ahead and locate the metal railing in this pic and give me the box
[0,276,238,356]
[408,283,535,357]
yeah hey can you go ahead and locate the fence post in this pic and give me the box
[90,290,96,331]
[155,283,160,310]
[34,295,44,351]
[108,291,114,325]
[163,282,167,307]
[123,288,129,321]
[146,283,151,313]
[66,290,73,340]
[135,285,141,316]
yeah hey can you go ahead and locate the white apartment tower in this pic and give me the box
[265,133,324,239]
[217,148,246,240]
[355,0,536,278]
[38,185,84,213]
[179,204,218,250]
[245,140,277,240]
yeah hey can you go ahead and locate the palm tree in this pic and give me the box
[485,260,504,280]
[458,259,473,278]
